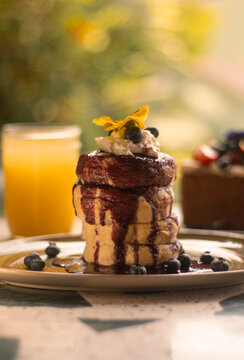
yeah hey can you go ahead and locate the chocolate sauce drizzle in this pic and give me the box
[72,181,79,216]
[164,186,174,215]
[143,190,160,265]
[94,241,100,265]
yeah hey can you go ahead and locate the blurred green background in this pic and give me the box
[1,0,244,210]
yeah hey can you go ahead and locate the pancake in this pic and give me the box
[73,183,174,225]
[83,240,182,266]
[81,215,179,246]
[76,150,177,188]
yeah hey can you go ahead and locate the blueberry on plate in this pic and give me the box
[24,252,41,268]
[178,253,192,271]
[161,258,180,274]
[45,242,60,258]
[211,258,230,272]
[145,127,159,138]
[200,251,214,264]
[124,126,143,144]
[130,264,147,275]
[179,248,185,255]
[30,258,46,271]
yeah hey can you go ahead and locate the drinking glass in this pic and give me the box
[2,123,81,237]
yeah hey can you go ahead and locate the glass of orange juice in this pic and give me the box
[2,123,81,237]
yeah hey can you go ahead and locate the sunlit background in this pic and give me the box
[1,0,244,210]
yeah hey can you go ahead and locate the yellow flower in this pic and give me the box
[93,105,149,132]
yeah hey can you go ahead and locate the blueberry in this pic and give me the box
[226,131,244,141]
[125,120,136,128]
[225,132,244,153]
[211,142,228,156]
[130,264,147,275]
[200,251,214,264]
[216,155,231,169]
[226,139,240,153]
[45,242,60,258]
[30,258,45,271]
[145,127,159,138]
[179,248,185,255]
[124,126,143,144]
[178,253,192,271]
[211,258,230,272]
[24,252,41,268]
[161,258,181,274]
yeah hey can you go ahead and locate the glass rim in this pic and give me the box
[2,123,82,140]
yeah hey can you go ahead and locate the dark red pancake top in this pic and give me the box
[76,150,177,188]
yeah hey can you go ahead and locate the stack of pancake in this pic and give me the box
[73,150,182,266]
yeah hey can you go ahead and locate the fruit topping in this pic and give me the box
[145,127,159,138]
[125,120,136,128]
[45,242,60,258]
[211,257,230,272]
[94,105,161,156]
[211,142,228,156]
[178,253,192,271]
[194,145,219,165]
[161,258,181,274]
[225,132,244,154]
[226,131,244,142]
[93,105,148,133]
[194,131,244,167]
[200,251,215,264]
[240,139,244,153]
[124,126,143,144]
[130,264,147,275]
[228,152,244,164]
[216,155,231,169]
[24,252,41,268]
[30,258,46,271]
[227,140,240,153]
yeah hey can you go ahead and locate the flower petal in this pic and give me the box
[104,124,118,131]
[93,116,115,127]
[93,105,149,132]
[125,117,145,129]
[129,105,149,121]
[116,119,129,130]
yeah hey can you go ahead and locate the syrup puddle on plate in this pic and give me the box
[51,256,213,275]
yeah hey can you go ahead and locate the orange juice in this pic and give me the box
[2,124,81,236]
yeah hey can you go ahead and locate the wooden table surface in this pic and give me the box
[0,218,243,360]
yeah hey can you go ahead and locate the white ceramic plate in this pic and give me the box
[0,229,243,292]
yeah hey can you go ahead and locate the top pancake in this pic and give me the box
[76,150,177,188]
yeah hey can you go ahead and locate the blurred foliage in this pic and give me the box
[0,0,215,151]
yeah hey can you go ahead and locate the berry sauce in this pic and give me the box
[76,183,177,266]
[52,256,212,275]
